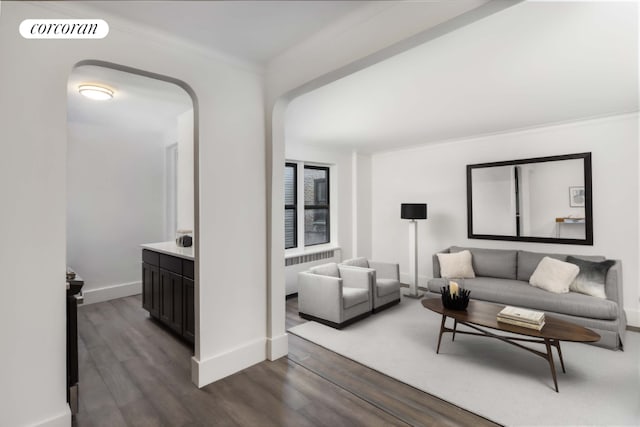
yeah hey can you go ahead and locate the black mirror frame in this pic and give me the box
[467,152,593,245]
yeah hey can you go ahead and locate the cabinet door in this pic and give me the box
[160,269,183,333]
[183,278,195,343]
[142,263,160,317]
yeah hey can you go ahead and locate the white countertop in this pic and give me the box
[141,241,194,260]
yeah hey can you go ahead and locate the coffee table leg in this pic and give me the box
[436,315,447,354]
[452,319,457,342]
[544,339,559,392]
[554,340,566,373]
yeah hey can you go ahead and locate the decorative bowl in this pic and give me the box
[441,285,471,310]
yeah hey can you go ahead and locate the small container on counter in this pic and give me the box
[176,229,193,247]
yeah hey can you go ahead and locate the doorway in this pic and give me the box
[66,62,199,418]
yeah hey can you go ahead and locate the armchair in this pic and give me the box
[298,262,373,329]
[341,257,401,313]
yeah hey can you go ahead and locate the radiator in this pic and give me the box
[284,248,341,295]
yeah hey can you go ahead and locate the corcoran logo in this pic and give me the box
[20,19,109,39]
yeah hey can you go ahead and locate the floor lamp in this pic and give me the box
[401,203,427,298]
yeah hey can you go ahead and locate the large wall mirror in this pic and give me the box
[467,152,593,245]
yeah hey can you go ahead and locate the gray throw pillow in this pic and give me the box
[566,256,615,299]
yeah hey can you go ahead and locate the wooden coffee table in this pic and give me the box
[422,298,600,392]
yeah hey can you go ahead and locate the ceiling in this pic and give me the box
[68,65,193,132]
[285,1,639,153]
[82,1,367,65]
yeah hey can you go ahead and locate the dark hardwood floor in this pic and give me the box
[74,295,499,427]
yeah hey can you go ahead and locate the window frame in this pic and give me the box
[303,165,330,247]
[284,162,298,250]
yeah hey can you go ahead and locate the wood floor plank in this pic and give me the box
[77,358,127,422]
[74,295,498,427]
[118,396,168,427]
[94,359,145,408]
[122,357,199,427]
[264,357,406,427]
[211,369,317,427]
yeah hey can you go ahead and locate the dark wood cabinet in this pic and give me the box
[183,278,195,342]
[160,269,183,333]
[142,248,194,344]
[142,263,160,317]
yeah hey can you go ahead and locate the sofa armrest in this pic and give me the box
[432,247,451,278]
[369,261,399,281]
[605,260,623,306]
[298,272,342,322]
[338,265,374,291]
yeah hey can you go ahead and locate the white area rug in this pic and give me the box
[289,298,640,426]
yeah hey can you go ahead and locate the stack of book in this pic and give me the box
[497,306,546,330]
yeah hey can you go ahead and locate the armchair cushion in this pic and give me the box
[342,257,370,268]
[369,261,400,281]
[310,262,340,278]
[343,288,370,309]
[377,279,401,297]
[337,265,373,289]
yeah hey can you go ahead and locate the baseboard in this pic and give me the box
[285,292,298,300]
[191,337,266,388]
[33,407,71,427]
[82,281,141,305]
[625,308,640,328]
[266,333,288,361]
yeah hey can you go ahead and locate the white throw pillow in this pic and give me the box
[437,250,475,278]
[529,256,579,294]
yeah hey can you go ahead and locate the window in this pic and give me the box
[284,162,331,249]
[284,163,297,249]
[304,166,330,246]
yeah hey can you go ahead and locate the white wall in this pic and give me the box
[0,2,265,425]
[177,109,194,232]
[355,152,373,259]
[371,114,639,326]
[67,122,165,301]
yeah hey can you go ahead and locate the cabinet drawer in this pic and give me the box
[142,249,160,266]
[183,260,194,279]
[160,254,182,275]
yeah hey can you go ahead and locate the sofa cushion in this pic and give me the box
[426,277,618,320]
[437,250,475,278]
[376,278,400,297]
[343,287,369,309]
[567,256,615,299]
[529,257,579,294]
[342,257,370,268]
[310,263,340,278]
[517,250,606,282]
[451,246,517,280]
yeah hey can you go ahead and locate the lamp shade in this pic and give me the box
[401,203,427,220]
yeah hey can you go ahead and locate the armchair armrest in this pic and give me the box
[298,271,342,322]
[337,265,374,291]
[369,261,399,281]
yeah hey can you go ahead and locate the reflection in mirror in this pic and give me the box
[467,153,592,245]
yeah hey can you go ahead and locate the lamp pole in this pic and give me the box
[404,218,424,298]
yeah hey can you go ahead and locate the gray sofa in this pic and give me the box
[422,246,626,350]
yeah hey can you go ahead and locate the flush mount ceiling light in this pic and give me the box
[78,84,114,100]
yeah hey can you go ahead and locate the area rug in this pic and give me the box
[288,298,640,426]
